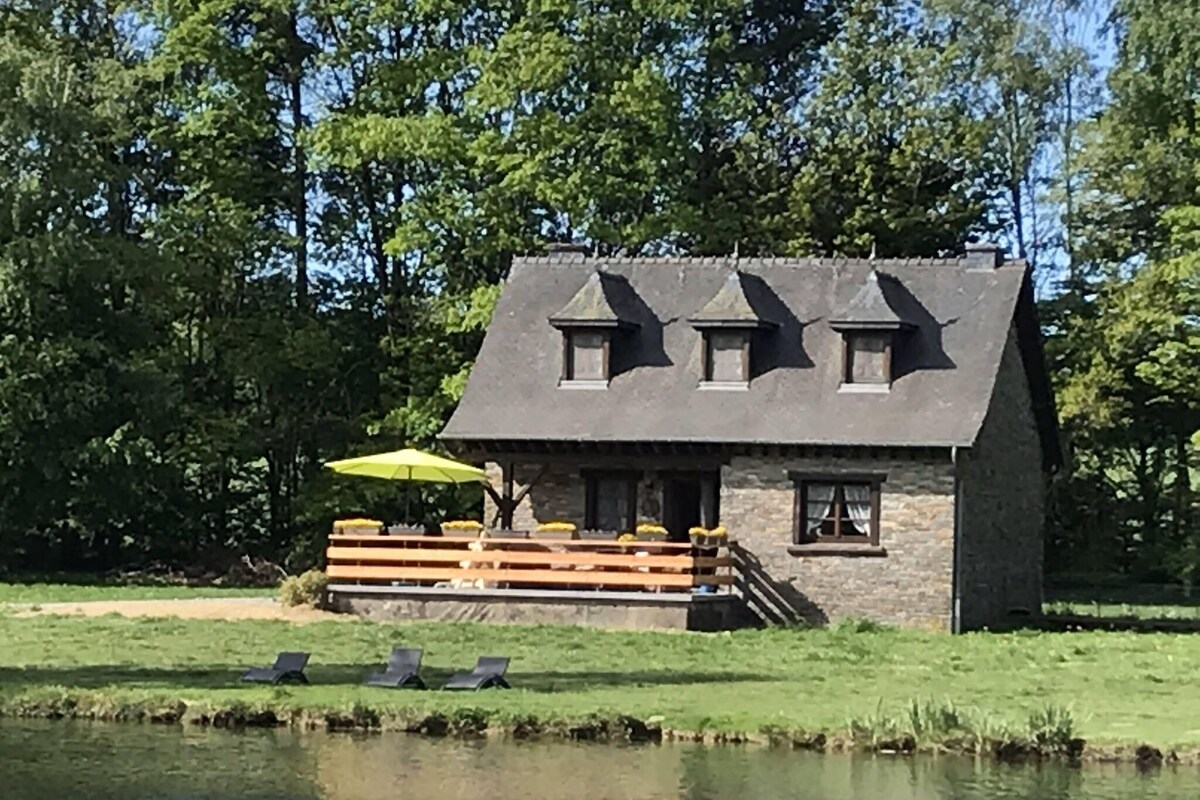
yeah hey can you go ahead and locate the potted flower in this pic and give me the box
[533,521,579,541]
[689,525,728,548]
[636,522,669,542]
[441,519,485,537]
[333,518,384,536]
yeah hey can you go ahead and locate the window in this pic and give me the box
[703,331,750,383]
[792,477,881,546]
[563,330,610,382]
[584,471,638,532]
[843,332,891,385]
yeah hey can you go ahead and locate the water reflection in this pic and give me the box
[0,721,1192,800]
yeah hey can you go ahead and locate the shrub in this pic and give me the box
[831,617,892,634]
[279,569,329,607]
[1028,703,1076,753]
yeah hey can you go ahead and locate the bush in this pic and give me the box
[279,569,329,607]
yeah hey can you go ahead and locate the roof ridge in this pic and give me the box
[516,253,985,269]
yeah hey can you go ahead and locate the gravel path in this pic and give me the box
[9,596,346,623]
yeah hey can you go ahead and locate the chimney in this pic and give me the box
[964,241,1004,269]
[544,242,590,259]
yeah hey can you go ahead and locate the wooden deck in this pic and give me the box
[325,534,735,593]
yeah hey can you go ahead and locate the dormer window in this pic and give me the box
[564,330,610,382]
[690,270,777,387]
[830,270,915,391]
[549,270,640,387]
[703,330,751,383]
[843,332,891,385]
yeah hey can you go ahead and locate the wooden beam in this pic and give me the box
[325,565,733,589]
[500,460,515,530]
[511,464,549,507]
[327,546,731,570]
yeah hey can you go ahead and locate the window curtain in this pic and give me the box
[844,484,872,534]
[805,484,836,535]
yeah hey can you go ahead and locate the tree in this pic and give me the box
[785,0,994,257]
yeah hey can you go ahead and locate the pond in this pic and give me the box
[0,721,1194,800]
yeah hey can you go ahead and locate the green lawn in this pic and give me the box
[0,582,275,604]
[1044,600,1200,620]
[1,612,1198,752]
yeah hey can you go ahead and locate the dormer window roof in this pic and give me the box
[688,271,779,331]
[549,271,639,331]
[831,271,914,389]
[550,271,640,386]
[829,270,915,332]
[690,271,778,386]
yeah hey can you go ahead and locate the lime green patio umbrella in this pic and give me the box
[325,448,487,524]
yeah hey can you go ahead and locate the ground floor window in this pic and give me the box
[791,475,882,546]
[584,471,638,532]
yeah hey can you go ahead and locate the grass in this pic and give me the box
[1,611,1199,757]
[1043,600,1200,621]
[0,582,275,604]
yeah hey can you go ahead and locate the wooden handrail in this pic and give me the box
[328,533,700,550]
[325,530,734,594]
[326,546,731,570]
[326,565,733,589]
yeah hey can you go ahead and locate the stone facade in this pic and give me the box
[721,454,956,631]
[485,454,958,631]
[957,325,1045,629]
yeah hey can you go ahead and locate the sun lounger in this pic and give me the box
[443,656,510,691]
[241,651,310,685]
[364,647,426,689]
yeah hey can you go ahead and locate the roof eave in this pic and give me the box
[828,320,916,332]
[688,317,779,331]
[548,317,639,331]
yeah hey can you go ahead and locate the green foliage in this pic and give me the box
[277,570,330,607]
[0,0,1189,588]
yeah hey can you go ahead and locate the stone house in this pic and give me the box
[441,244,1061,631]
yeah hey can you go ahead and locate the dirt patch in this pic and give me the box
[8,597,346,623]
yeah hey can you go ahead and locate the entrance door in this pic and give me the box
[661,474,719,541]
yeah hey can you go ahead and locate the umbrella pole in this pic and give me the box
[405,467,412,526]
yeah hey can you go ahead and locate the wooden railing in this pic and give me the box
[325,534,734,593]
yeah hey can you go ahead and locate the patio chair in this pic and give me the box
[364,647,426,689]
[443,656,511,691]
[241,651,310,685]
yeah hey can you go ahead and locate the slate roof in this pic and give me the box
[442,253,1060,460]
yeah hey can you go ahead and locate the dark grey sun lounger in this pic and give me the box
[241,651,310,685]
[364,647,426,689]
[443,656,510,691]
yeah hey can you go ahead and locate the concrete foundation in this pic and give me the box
[327,585,747,631]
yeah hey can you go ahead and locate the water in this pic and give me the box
[0,721,1194,800]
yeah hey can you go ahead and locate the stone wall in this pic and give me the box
[485,455,957,631]
[958,325,1045,629]
[328,587,744,631]
[722,455,956,631]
